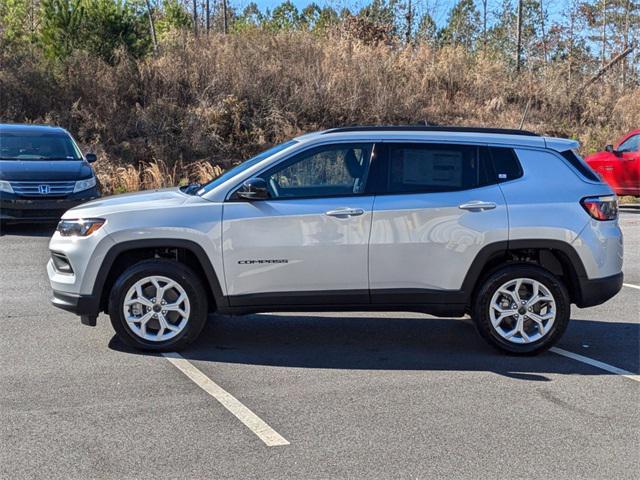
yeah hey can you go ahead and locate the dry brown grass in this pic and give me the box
[94,159,224,194]
[1,31,637,192]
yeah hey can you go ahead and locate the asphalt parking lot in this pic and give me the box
[1,211,639,479]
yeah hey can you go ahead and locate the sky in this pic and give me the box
[233,0,567,28]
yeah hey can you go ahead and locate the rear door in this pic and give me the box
[222,142,378,306]
[368,142,509,304]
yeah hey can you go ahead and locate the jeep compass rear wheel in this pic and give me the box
[472,265,570,355]
[108,259,208,352]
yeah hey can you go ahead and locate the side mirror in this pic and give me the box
[85,153,97,163]
[604,145,622,157]
[236,177,270,200]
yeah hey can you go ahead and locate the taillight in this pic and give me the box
[580,195,618,221]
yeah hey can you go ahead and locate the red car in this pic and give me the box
[585,129,640,196]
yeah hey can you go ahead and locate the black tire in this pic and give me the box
[472,264,571,355]
[108,259,208,352]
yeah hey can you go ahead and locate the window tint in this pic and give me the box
[560,149,601,182]
[386,143,492,193]
[490,147,523,182]
[618,134,639,152]
[261,143,373,199]
[0,133,81,161]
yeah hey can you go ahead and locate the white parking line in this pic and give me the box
[623,283,640,290]
[162,352,290,447]
[550,348,640,382]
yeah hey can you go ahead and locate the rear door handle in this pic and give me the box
[458,201,497,211]
[325,208,365,217]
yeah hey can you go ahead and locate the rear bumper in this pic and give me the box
[575,272,623,308]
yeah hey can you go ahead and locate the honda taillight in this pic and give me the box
[580,195,618,221]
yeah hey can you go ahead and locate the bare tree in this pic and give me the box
[601,0,607,65]
[622,0,631,85]
[481,0,488,50]
[540,0,548,65]
[222,0,228,34]
[145,0,158,53]
[568,1,577,85]
[206,0,210,35]
[405,0,413,44]
[193,0,198,36]
[516,0,523,71]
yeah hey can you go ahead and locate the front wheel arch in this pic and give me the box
[95,239,225,315]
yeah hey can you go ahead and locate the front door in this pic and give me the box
[222,142,377,306]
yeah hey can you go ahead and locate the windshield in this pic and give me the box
[0,133,82,161]
[197,140,298,195]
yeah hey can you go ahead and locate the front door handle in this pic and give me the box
[325,208,365,218]
[459,201,497,211]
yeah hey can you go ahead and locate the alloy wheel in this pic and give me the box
[122,275,191,342]
[489,277,556,344]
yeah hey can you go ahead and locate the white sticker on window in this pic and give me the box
[402,150,463,187]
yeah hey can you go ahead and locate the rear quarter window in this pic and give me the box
[489,147,523,183]
[559,149,601,182]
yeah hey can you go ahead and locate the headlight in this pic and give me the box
[0,180,14,193]
[73,176,96,193]
[57,218,105,237]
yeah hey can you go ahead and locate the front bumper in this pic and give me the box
[0,188,99,221]
[51,289,101,326]
[51,289,100,316]
[575,272,624,308]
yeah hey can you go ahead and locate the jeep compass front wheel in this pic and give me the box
[108,259,208,352]
[472,265,570,355]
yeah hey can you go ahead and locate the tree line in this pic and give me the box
[1,0,638,84]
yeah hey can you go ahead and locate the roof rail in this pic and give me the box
[321,125,540,137]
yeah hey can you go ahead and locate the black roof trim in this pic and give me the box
[321,125,540,137]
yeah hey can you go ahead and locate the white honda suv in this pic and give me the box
[47,126,623,355]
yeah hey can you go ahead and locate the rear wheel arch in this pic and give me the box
[94,239,225,314]
[463,240,587,306]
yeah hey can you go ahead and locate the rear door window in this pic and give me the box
[385,143,493,193]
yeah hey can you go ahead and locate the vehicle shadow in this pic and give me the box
[0,222,57,237]
[109,314,640,380]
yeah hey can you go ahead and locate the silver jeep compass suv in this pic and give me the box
[47,126,623,355]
